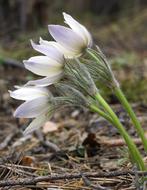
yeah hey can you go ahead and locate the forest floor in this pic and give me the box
[0,10,147,190]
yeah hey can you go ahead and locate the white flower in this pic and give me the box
[23,40,64,87]
[9,86,51,134]
[48,12,92,58]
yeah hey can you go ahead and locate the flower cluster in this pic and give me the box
[10,12,147,170]
[10,13,94,134]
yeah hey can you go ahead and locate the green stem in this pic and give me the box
[90,104,113,123]
[86,48,101,63]
[95,93,145,171]
[114,87,147,152]
[85,48,145,170]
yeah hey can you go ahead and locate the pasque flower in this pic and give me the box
[8,11,146,171]
[9,86,51,134]
[23,40,64,87]
[47,12,92,58]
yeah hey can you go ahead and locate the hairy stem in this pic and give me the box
[90,104,113,123]
[95,92,145,171]
[114,87,147,152]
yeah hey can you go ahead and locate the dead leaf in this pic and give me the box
[42,121,58,134]
[20,155,35,166]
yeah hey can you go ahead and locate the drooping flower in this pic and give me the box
[39,37,77,59]
[85,47,119,88]
[48,12,92,58]
[9,86,52,134]
[65,59,98,97]
[23,40,64,87]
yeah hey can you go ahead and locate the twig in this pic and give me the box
[0,170,147,187]
[2,58,24,68]
[0,165,38,177]
[0,131,19,150]
[101,136,147,147]
[35,130,60,152]
[82,175,111,190]
[42,140,61,152]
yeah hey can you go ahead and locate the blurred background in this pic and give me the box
[0,2,147,187]
[0,0,147,103]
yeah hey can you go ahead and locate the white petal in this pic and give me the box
[24,56,63,77]
[14,97,49,118]
[9,86,49,101]
[30,40,64,63]
[39,38,80,58]
[48,25,85,54]
[63,12,92,47]
[26,55,63,66]
[25,74,63,87]
[23,113,49,135]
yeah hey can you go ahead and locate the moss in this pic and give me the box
[0,28,49,60]
[121,79,147,103]
[111,52,140,69]
[95,52,147,103]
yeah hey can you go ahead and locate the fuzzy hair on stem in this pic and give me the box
[64,59,98,98]
[86,48,119,88]
[55,84,89,108]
